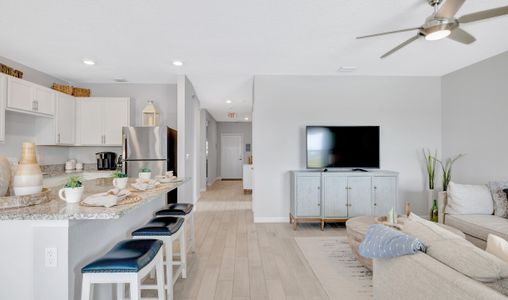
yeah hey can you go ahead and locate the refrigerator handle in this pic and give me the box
[121,129,127,174]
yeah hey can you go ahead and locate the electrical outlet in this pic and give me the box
[45,247,57,268]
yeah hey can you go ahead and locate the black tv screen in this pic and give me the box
[306,126,380,169]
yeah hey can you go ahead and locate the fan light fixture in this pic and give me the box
[425,29,451,40]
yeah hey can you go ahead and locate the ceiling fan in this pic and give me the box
[357,0,508,58]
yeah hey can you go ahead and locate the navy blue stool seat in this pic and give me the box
[156,203,194,216]
[82,239,163,273]
[132,217,184,236]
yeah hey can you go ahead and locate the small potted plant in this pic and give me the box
[58,176,83,203]
[138,167,152,180]
[112,171,128,189]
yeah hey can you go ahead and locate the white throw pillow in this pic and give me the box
[445,182,494,215]
[487,234,508,263]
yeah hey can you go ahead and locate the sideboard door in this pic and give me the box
[372,176,397,216]
[347,176,372,217]
[295,175,321,217]
[322,174,348,218]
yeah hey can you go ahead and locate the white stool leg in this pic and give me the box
[117,283,125,300]
[155,254,165,300]
[165,238,174,300]
[130,278,141,300]
[190,212,196,253]
[179,226,187,278]
[81,274,91,300]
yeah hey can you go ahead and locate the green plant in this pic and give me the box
[436,154,465,191]
[64,176,82,188]
[423,149,437,190]
[112,171,127,178]
[139,167,151,173]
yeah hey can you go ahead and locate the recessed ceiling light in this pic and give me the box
[82,59,95,66]
[244,117,249,121]
[337,66,357,73]
[226,100,232,104]
[172,60,184,66]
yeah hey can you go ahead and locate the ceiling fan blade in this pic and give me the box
[448,28,476,44]
[435,0,465,18]
[458,6,508,23]
[380,35,420,59]
[356,27,421,39]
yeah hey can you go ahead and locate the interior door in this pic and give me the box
[220,134,243,179]
[373,176,397,216]
[103,99,129,145]
[77,99,103,145]
[322,174,348,218]
[56,94,75,144]
[347,176,372,217]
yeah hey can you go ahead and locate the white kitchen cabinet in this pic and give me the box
[290,170,398,230]
[0,74,6,142]
[76,97,132,146]
[6,76,54,117]
[55,93,76,144]
[242,164,253,192]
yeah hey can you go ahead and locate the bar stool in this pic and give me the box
[80,239,164,300]
[131,216,186,300]
[155,203,195,253]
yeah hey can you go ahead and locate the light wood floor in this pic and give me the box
[173,180,346,300]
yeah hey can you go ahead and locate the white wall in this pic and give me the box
[442,51,508,185]
[217,122,252,177]
[177,75,201,203]
[252,75,442,222]
[205,111,219,185]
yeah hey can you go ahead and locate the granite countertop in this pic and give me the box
[0,177,189,221]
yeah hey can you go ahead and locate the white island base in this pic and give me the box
[0,178,188,300]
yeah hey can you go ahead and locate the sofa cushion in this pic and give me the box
[403,213,508,282]
[446,182,494,215]
[487,234,508,264]
[488,181,508,218]
[445,214,508,242]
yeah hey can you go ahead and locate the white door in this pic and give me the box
[77,99,103,145]
[373,176,397,216]
[347,176,372,217]
[322,174,348,218]
[33,86,55,115]
[221,134,243,179]
[102,98,129,145]
[55,94,75,145]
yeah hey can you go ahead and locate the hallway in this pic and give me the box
[174,181,345,300]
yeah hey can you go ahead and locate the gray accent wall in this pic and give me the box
[442,51,508,184]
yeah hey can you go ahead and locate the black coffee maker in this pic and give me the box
[96,152,117,170]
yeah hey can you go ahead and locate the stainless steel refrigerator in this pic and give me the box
[122,126,167,177]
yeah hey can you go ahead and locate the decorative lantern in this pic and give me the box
[142,101,160,126]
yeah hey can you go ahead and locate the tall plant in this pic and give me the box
[436,154,465,191]
[423,149,437,190]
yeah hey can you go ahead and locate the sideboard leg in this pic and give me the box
[293,220,298,231]
[320,220,325,231]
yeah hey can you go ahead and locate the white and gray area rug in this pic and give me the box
[295,236,373,299]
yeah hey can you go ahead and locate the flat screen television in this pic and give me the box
[306,126,380,169]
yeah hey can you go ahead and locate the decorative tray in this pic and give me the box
[0,188,52,210]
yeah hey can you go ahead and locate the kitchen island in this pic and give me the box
[0,177,189,300]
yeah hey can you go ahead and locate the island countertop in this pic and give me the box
[0,177,189,221]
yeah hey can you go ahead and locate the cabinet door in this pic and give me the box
[0,75,5,142]
[295,175,321,217]
[102,99,129,145]
[347,177,372,217]
[7,77,33,112]
[33,86,55,115]
[373,176,397,216]
[77,100,103,145]
[56,94,75,145]
[322,174,348,218]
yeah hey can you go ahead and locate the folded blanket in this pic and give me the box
[359,224,427,259]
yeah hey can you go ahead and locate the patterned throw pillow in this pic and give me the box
[489,182,508,218]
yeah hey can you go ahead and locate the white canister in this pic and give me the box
[58,187,84,203]
[113,177,128,189]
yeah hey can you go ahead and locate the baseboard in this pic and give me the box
[207,177,221,186]
[254,217,289,223]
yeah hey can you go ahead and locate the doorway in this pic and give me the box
[220,134,243,179]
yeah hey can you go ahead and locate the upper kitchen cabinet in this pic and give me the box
[35,93,76,145]
[0,74,6,142]
[6,76,55,117]
[76,97,132,146]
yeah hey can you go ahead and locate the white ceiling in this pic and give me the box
[1,0,508,121]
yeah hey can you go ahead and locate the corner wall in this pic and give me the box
[442,51,508,184]
[252,75,442,222]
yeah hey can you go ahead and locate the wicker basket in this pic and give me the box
[51,83,74,95]
[0,63,23,79]
[72,87,91,97]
